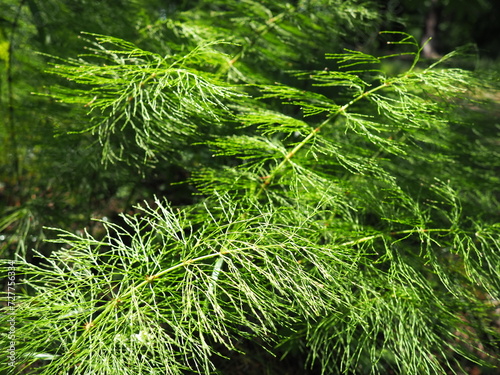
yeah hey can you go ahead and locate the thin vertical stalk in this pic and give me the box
[7,0,27,187]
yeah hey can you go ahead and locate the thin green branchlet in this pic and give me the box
[257,80,391,193]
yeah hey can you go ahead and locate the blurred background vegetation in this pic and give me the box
[1,0,499,373]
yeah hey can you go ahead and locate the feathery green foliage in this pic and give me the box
[1,2,500,375]
[42,34,241,167]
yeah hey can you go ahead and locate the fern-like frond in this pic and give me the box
[44,34,242,167]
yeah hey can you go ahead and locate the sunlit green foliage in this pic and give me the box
[1,1,500,375]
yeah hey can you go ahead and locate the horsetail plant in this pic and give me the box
[2,5,499,375]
